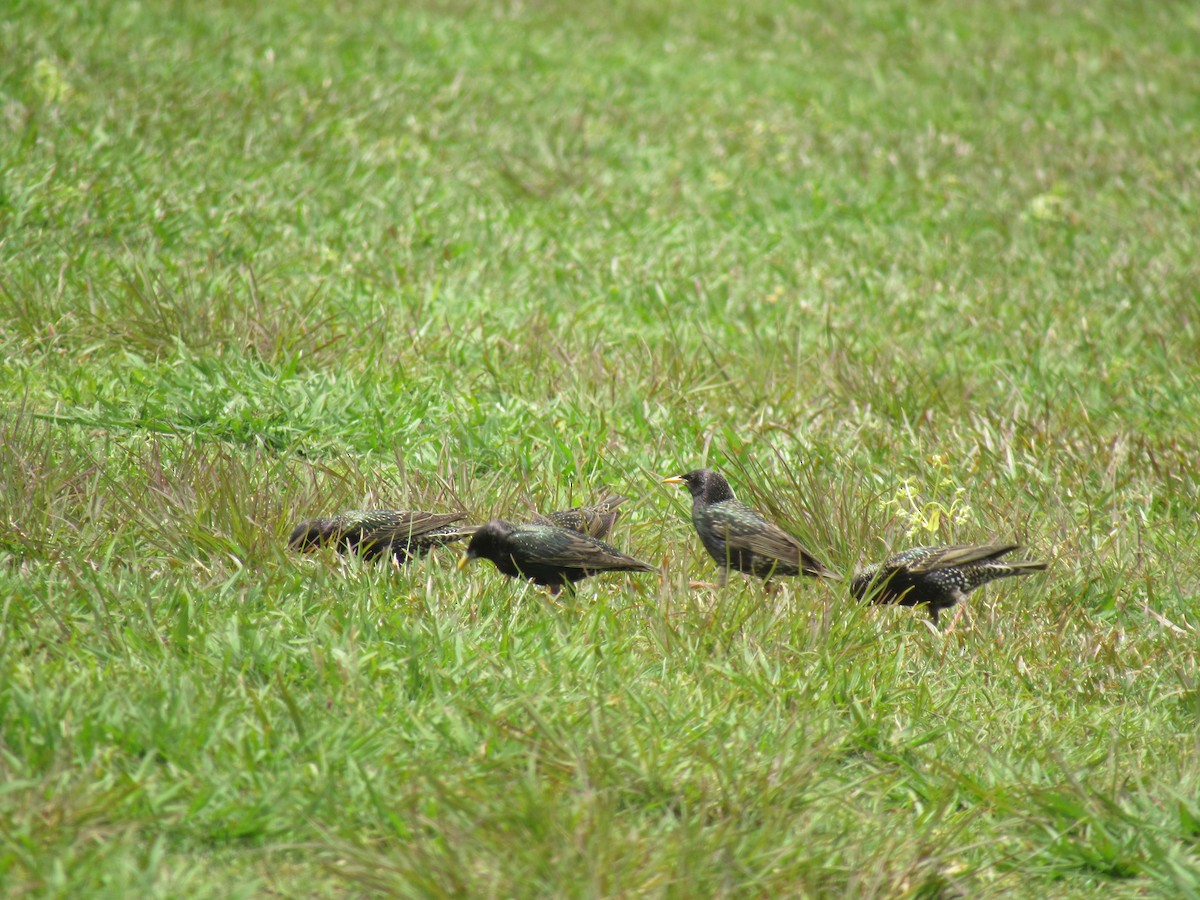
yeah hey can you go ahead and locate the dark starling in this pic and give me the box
[457,519,656,594]
[663,468,836,585]
[287,510,477,564]
[850,543,1047,626]
[531,490,629,539]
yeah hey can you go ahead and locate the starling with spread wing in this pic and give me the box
[851,543,1047,626]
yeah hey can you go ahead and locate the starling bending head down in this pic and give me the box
[850,543,1047,626]
[532,490,629,540]
[288,510,477,564]
[457,519,656,594]
[663,468,835,586]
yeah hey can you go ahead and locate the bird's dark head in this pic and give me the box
[288,519,334,552]
[458,519,514,567]
[662,468,736,503]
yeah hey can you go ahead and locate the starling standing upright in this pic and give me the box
[457,519,656,594]
[850,543,1047,626]
[532,490,629,539]
[663,468,835,586]
[288,510,477,564]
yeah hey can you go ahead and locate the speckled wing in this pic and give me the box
[510,527,654,572]
[901,543,1019,573]
[289,509,473,557]
[531,491,629,539]
[707,501,803,563]
[363,510,470,543]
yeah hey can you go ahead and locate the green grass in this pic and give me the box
[2,0,1199,895]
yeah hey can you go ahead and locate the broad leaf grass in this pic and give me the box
[2,0,1198,896]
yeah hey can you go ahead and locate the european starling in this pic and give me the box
[287,510,477,564]
[850,543,1047,626]
[663,468,835,585]
[457,519,656,593]
[531,490,629,539]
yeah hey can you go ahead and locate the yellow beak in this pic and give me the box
[457,553,471,571]
[662,475,684,485]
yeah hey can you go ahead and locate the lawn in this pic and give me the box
[2,0,1199,895]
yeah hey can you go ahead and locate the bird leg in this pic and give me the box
[943,603,969,633]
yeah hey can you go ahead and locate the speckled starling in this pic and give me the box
[663,468,835,585]
[532,490,629,539]
[850,543,1047,625]
[288,510,477,564]
[457,519,656,593]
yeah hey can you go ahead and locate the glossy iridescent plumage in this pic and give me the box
[664,468,835,585]
[458,520,655,593]
[287,510,476,563]
[851,543,1047,625]
[531,490,628,539]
